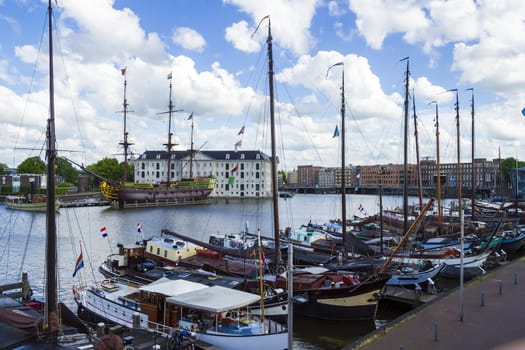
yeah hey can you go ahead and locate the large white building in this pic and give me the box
[131,150,274,198]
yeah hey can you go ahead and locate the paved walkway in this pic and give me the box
[348,257,525,350]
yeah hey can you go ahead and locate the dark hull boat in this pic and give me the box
[290,272,390,321]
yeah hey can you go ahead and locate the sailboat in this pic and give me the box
[99,71,216,209]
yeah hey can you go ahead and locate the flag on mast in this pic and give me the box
[333,125,340,138]
[72,243,84,278]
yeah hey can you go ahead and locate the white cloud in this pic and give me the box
[223,0,320,56]
[225,21,261,53]
[172,27,206,52]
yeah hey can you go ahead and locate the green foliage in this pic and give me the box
[58,181,75,188]
[17,156,46,174]
[86,157,123,185]
[56,187,68,195]
[501,158,525,185]
[0,163,6,175]
[56,157,79,184]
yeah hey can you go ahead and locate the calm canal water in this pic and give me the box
[0,193,425,349]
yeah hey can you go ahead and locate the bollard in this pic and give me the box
[434,323,438,342]
[481,292,485,307]
[132,312,141,328]
[96,322,105,338]
[499,280,503,295]
[514,273,518,285]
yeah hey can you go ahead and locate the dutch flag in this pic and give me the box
[72,250,84,277]
[100,226,108,238]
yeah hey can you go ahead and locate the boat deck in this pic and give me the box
[350,258,525,349]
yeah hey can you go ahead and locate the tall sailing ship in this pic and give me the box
[100,70,216,208]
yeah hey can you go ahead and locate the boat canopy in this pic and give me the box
[139,278,208,296]
[166,286,260,313]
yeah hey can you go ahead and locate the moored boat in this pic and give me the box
[4,194,60,213]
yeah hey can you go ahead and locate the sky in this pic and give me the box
[0,0,524,172]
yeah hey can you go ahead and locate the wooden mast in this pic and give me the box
[412,90,424,236]
[401,57,410,234]
[158,73,181,185]
[189,113,195,178]
[467,88,475,219]
[266,17,281,265]
[254,15,281,265]
[118,68,133,181]
[429,101,443,235]
[45,0,58,339]
[451,89,462,219]
[327,62,346,253]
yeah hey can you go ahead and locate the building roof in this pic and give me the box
[135,150,272,161]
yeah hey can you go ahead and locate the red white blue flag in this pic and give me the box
[72,247,84,278]
[100,226,108,238]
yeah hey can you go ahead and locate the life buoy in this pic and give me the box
[276,265,286,275]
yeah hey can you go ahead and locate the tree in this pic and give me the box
[86,157,122,185]
[56,157,79,184]
[0,162,6,175]
[501,157,525,187]
[17,156,46,174]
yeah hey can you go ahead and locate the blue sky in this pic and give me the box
[1,0,524,172]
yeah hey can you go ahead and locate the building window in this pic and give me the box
[241,163,245,170]
[141,163,145,169]
[156,154,161,160]
[256,172,260,179]
[164,250,168,258]
[156,163,160,170]
[226,154,230,160]
[141,171,145,178]
[156,248,160,255]
[256,163,260,170]
[240,154,245,160]
[156,172,160,178]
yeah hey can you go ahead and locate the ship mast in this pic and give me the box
[412,90,424,237]
[189,113,195,178]
[45,0,58,339]
[467,88,475,219]
[429,101,443,235]
[254,15,280,265]
[119,68,133,182]
[401,57,410,234]
[266,17,281,265]
[327,62,346,253]
[159,73,181,184]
